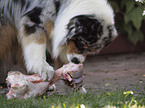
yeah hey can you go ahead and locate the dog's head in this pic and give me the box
[65,15,117,64]
[51,0,117,64]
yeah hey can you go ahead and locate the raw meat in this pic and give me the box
[6,63,83,99]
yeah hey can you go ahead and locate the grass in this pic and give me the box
[0,89,145,108]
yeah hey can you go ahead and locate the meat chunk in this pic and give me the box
[6,63,83,99]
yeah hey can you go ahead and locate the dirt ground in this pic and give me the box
[83,53,145,94]
[0,53,145,95]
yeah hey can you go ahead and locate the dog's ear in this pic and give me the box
[66,15,103,43]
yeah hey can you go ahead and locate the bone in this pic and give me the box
[6,63,83,99]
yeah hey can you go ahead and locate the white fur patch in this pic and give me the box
[67,53,85,63]
[22,42,54,81]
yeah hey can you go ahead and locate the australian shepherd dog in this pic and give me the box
[0,0,117,92]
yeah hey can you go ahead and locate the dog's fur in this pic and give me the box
[0,0,117,91]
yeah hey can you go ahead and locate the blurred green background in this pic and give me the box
[109,0,145,45]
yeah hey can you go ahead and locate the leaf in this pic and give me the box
[124,22,133,36]
[107,92,111,96]
[0,86,3,89]
[63,103,66,108]
[105,83,112,86]
[109,1,120,11]
[124,14,130,24]
[131,8,144,30]
[128,30,144,45]
[125,1,135,13]
[121,0,127,8]
[124,8,144,30]
[43,96,46,100]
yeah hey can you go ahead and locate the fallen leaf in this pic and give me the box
[134,73,138,76]
[0,86,3,89]
[105,70,109,73]
[105,83,112,86]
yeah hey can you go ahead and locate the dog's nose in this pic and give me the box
[71,57,80,64]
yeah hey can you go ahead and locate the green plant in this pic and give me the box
[136,0,145,16]
[0,89,145,108]
[109,0,145,45]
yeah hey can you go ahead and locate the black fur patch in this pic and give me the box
[0,5,4,14]
[103,37,111,47]
[54,0,61,15]
[67,15,103,53]
[25,7,43,24]
[6,1,13,17]
[103,26,114,47]
[24,24,36,35]
[0,15,7,25]
[24,24,46,35]
[13,0,26,4]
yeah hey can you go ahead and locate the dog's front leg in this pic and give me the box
[19,17,54,81]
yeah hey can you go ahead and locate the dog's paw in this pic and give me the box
[27,61,54,81]
[40,62,54,81]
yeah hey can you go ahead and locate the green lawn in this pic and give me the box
[0,89,145,108]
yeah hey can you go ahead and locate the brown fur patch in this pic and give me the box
[54,57,65,69]
[23,21,54,45]
[0,23,26,83]
[0,24,17,58]
[22,20,54,46]
[67,40,81,54]
[22,25,48,45]
[67,40,87,62]
[44,21,54,39]
[35,32,47,44]
[22,31,47,45]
